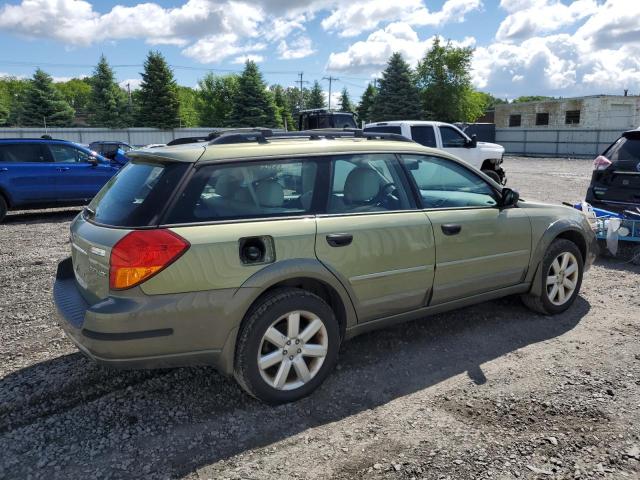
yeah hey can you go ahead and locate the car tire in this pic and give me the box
[521,238,583,315]
[234,288,340,404]
[481,169,501,183]
[0,195,7,223]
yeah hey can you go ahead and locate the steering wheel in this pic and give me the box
[372,182,398,207]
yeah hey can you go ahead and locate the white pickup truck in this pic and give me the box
[364,120,506,184]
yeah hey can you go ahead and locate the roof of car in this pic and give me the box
[0,138,76,143]
[127,135,455,164]
[365,120,455,128]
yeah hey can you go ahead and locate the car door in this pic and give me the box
[315,153,436,322]
[438,125,476,165]
[47,143,117,202]
[0,142,57,205]
[400,153,531,305]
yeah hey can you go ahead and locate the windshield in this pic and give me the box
[603,134,640,171]
[86,160,189,227]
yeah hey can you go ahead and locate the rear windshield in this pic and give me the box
[86,160,189,227]
[364,126,402,135]
[332,114,357,128]
[603,135,640,171]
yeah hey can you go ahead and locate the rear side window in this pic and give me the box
[410,125,436,147]
[603,136,640,171]
[165,159,318,224]
[333,114,357,128]
[0,143,47,162]
[87,160,188,227]
[364,126,402,135]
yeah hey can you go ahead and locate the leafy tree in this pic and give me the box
[137,51,180,129]
[229,61,280,128]
[271,84,296,130]
[177,86,199,127]
[88,55,130,127]
[476,92,507,108]
[1,76,30,126]
[356,83,377,124]
[371,53,422,121]
[56,78,92,115]
[197,73,239,127]
[307,81,326,109]
[283,86,310,114]
[416,38,481,122]
[338,87,354,113]
[512,95,553,103]
[21,69,74,127]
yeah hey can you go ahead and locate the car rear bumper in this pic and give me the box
[53,257,245,374]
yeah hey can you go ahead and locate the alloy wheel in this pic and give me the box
[546,252,579,306]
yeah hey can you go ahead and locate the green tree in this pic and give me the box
[512,95,553,103]
[356,83,377,124]
[88,55,130,127]
[1,76,30,126]
[177,86,198,127]
[56,78,92,115]
[229,61,280,128]
[338,87,354,113]
[283,86,310,114]
[371,53,422,121]
[271,84,296,130]
[197,73,239,127]
[21,69,74,127]
[137,51,180,128]
[416,38,481,122]
[307,81,326,109]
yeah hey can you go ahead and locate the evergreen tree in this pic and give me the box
[356,83,377,124]
[229,61,280,128]
[371,53,422,121]
[271,84,296,130]
[416,38,478,122]
[137,51,180,128]
[88,56,130,127]
[307,81,326,109]
[22,69,74,127]
[338,87,354,113]
[197,73,238,127]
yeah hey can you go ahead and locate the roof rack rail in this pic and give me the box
[207,128,414,145]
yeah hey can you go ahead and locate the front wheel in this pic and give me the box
[521,239,584,315]
[234,288,340,404]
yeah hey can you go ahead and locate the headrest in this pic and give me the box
[255,179,284,207]
[215,174,239,198]
[344,167,380,204]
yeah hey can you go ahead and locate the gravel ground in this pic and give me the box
[1,156,639,480]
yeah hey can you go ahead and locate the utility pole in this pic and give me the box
[297,72,308,111]
[323,76,339,110]
[127,82,132,106]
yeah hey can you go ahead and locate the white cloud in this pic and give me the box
[496,0,599,41]
[278,36,316,59]
[182,33,267,63]
[118,78,143,91]
[322,0,481,37]
[232,54,265,64]
[327,22,475,73]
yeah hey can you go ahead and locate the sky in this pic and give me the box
[0,0,638,102]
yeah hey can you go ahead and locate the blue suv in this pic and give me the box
[0,138,123,222]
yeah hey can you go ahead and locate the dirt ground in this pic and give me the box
[0,156,639,480]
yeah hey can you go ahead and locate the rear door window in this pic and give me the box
[0,143,47,162]
[165,159,319,224]
[603,136,640,172]
[87,160,189,227]
[410,125,437,147]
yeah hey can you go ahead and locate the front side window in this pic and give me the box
[411,125,437,147]
[0,143,46,162]
[327,154,413,213]
[48,144,90,163]
[439,126,467,147]
[401,154,498,208]
[166,159,318,223]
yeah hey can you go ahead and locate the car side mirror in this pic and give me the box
[466,134,477,148]
[500,187,519,208]
[88,157,99,166]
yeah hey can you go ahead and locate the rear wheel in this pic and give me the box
[0,195,7,223]
[521,239,583,315]
[234,288,340,404]
[481,169,501,183]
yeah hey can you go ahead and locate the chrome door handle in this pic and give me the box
[57,167,70,172]
[0,167,8,172]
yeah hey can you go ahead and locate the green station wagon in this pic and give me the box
[53,131,597,403]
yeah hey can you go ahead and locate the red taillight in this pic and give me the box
[109,229,190,290]
[593,155,611,171]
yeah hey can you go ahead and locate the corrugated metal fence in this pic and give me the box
[496,128,621,157]
[0,128,216,146]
